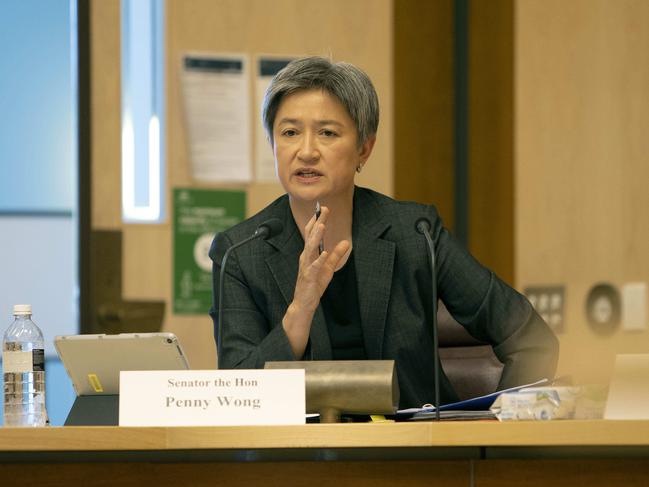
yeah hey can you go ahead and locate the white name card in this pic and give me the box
[119,369,305,426]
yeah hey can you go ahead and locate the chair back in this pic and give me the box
[437,302,504,401]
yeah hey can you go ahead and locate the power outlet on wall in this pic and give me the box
[524,285,565,333]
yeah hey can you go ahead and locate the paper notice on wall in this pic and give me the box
[254,57,294,182]
[181,54,251,182]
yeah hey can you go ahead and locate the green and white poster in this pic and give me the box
[173,188,245,314]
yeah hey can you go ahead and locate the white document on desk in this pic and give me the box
[119,369,305,426]
[604,354,649,420]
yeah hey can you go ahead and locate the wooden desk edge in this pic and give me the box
[0,420,648,452]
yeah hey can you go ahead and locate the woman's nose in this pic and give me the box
[297,133,319,162]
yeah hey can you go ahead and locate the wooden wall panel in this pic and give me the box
[468,0,514,285]
[90,0,121,229]
[393,0,455,227]
[515,0,649,383]
[394,0,515,285]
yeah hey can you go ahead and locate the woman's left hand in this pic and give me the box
[282,206,350,358]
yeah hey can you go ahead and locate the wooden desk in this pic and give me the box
[1,421,648,487]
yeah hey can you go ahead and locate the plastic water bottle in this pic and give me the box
[3,304,48,427]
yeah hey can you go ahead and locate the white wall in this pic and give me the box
[0,217,77,356]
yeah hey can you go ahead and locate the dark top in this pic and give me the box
[209,186,559,409]
[320,252,367,360]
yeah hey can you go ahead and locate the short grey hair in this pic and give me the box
[262,56,379,147]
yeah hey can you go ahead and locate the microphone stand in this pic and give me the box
[417,219,440,421]
[216,220,281,366]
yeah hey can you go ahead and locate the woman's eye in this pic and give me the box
[321,129,338,137]
[282,129,297,137]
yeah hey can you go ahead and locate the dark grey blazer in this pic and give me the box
[209,187,558,409]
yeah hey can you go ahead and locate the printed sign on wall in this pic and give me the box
[254,56,294,181]
[173,188,245,314]
[181,54,252,182]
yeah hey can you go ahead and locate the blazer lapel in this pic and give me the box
[352,189,395,359]
[265,199,332,360]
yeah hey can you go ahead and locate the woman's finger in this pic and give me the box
[325,239,351,270]
[303,222,324,262]
[317,205,330,224]
[304,207,329,256]
[304,212,317,235]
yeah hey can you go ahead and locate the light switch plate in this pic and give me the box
[622,282,647,331]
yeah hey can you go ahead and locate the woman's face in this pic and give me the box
[272,89,374,206]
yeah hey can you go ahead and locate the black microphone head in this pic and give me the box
[255,218,284,239]
[415,217,432,235]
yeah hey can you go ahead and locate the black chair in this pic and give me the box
[437,301,504,401]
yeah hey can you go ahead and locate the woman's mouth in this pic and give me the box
[295,169,322,182]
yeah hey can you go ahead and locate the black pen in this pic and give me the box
[315,201,324,255]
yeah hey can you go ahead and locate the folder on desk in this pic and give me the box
[396,378,549,420]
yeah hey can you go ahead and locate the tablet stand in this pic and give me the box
[64,395,119,425]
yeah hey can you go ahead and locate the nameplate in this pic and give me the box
[119,369,305,426]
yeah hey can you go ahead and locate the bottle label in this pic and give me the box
[2,349,45,373]
[33,349,45,372]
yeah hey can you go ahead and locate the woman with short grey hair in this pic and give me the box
[210,56,558,410]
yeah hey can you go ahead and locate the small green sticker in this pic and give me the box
[173,188,245,314]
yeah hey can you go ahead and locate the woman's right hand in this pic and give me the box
[282,206,350,358]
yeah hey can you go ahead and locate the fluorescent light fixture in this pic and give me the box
[120,0,164,223]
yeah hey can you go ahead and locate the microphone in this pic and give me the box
[415,217,441,421]
[216,218,284,365]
